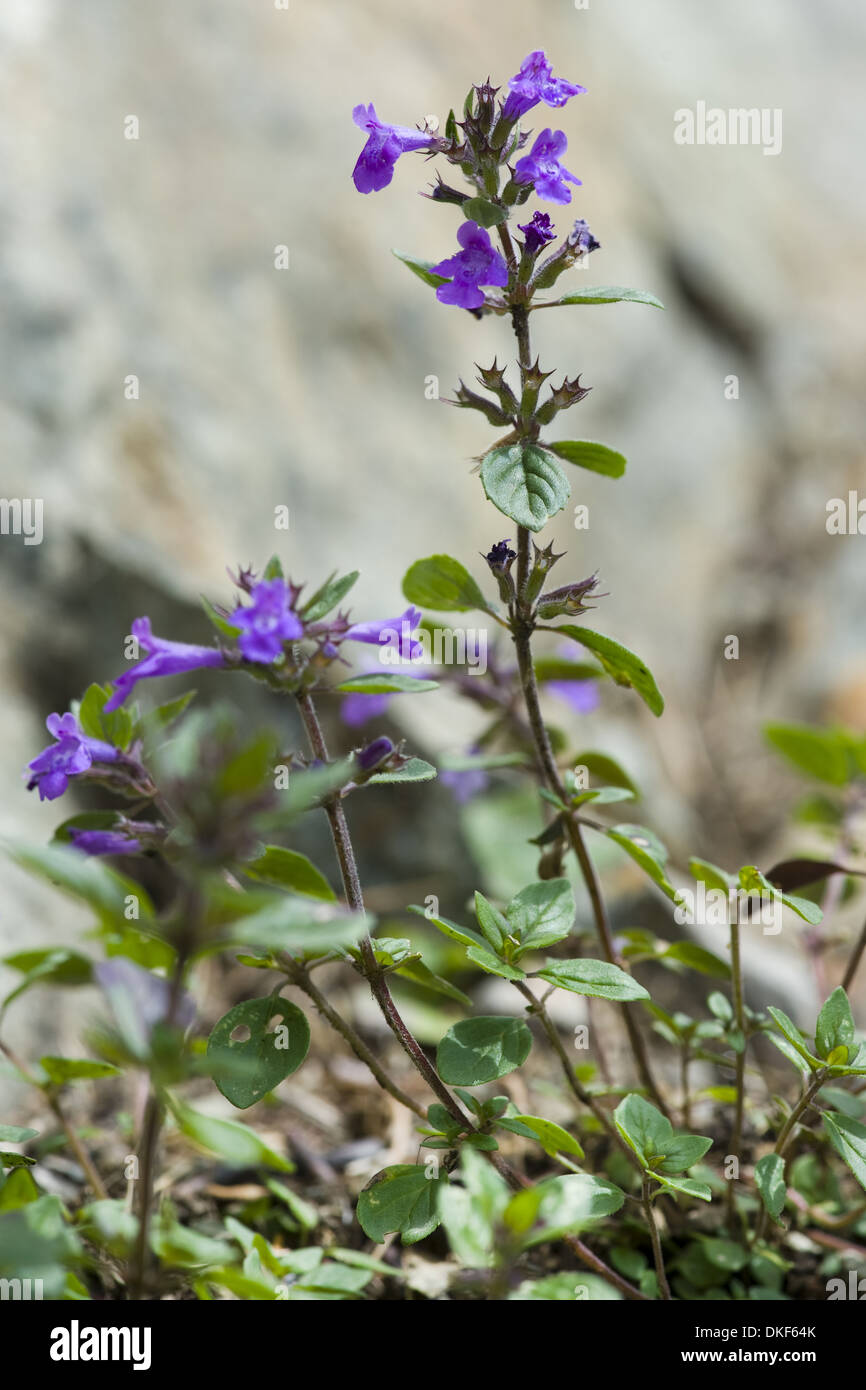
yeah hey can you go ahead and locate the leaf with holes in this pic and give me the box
[207,997,310,1108]
[481,443,570,532]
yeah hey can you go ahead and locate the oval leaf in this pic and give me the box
[481,443,570,532]
[208,997,310,1109]
[436,1016,532,1086]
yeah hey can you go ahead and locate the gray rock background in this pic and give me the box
[2,0,865,1065]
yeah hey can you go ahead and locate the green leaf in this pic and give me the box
[391,249,449,289]
[689,857,736,893]
[661,941,731,980]
[498,1114,584,1160]
[139,690,197,738]
[367,758,437,784]
[653,1174,713,1202]
[555,627,664,716]
[357,1164,446,1245]
[437,1148,509,1267]
[737,865,823,926]
[402,554,492,613]
[2,948,93,1011]
[822,1112,866,1193]
[755,1153,787,1227]
[766,1007,822,1071]
[462,197,509,228]
[77,683,133,751]
[481,443,570,532]
[171,1101,292,1171]
[815,987,855,1062]
[551,286,664,309]
[393,957,472,1006]
[335,673,438,695]
[0,1167,40,1211]
[464,946,526,981]
[407,904,488,953]
[613,1094,711,1182]
[436,1016,532,1086]
[0,1125,38,1144]
[506,878,575,954]
[510,1271,622,1300]
[300,570,359,623]
[571,751,639,796]
[605,824,679,902]
[656,1133,712,1175]
[39,1057,120,1085]
[4,841,153,928]
[243,846,335,902]
[227,900,368,955]
[200,595,241,639]
[523,1174,625,1246]
[535,957,649,1003]
[765,724,850,786]
[207,997,310,1108]
[474,892,509,952]
[549,441,626,479]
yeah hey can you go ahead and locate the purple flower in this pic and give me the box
[514,130,581,205]
[568,218,600,255]
[341,691,392,727]
[356,736,395,772]
[25,713,121,802]
[104,618,225,712]
[518,212,556,256]
[230,578,303,663]
[502,51,586,122]
[440,766,489,804]
[352,103,436,194]
[546,679,599,715]
[430,222,509,310]
[485,538,517,574]
[68,828,143,856]
[345,605,423,660]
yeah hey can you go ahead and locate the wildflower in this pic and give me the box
[345,606,423,660]
[352,103,436,194]
[485,539,517,574]
[104,618,225,711]
[230,578,303,663]
[514,129,581,205]
[502,51,586,123]
[430,222,509,310]
[25,713,121,802]
[517,211,556,256]
[356,736,395,772]
[68,828,143,856]
[568,218,600,255]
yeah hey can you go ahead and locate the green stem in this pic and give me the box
[642,1176,672,1299]
[754,1071,825,1243]
[727,907,746,1227]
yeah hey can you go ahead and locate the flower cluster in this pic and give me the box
[24,572,425,809]
[351,49,591,311]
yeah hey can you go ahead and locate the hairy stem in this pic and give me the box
[511,617,668,1113]
[295,692,472,1132]
[280,954,425,1118]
